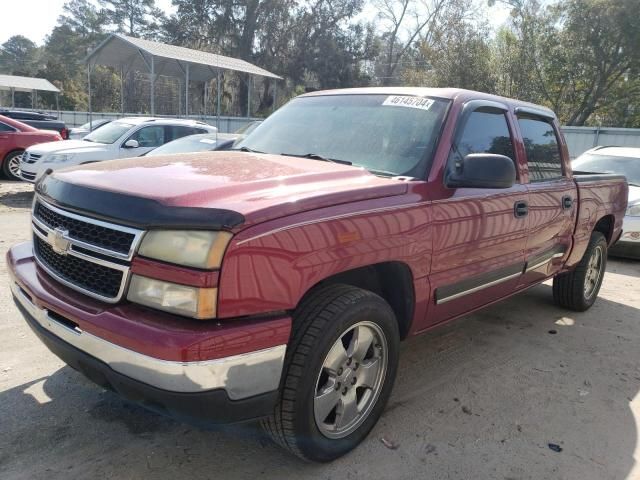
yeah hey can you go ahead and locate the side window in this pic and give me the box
[0,122,16,132]
[517,116,563,182]
[455,110,515,160]
[128,126,165,148]
[166,125,202,142]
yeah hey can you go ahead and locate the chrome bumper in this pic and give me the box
[11,281,286,400]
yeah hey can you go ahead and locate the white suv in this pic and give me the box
[20,117,217,183]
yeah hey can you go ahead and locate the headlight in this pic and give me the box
[627,203,640,217]
[138,230,232,268]
[127,275,217,319]
[45,153,73,163]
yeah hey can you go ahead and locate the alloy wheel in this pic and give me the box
[314,321,388,439]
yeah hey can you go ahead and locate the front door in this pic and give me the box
[428,102,529,326]
[119,125,167,158]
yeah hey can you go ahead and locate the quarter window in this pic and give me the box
[517,116,563,181]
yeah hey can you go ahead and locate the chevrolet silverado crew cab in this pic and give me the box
[7,88,628,462]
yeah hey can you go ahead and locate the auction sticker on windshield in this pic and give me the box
[382,96,434,110]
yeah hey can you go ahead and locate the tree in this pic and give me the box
[0,36,41,76]
[545,0,640,125]
[405,0,496,92]
[374,0,447,86]
[99,0,164,38]
[490,0,640,125]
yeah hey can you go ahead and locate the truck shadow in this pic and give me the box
[0,259,639,479]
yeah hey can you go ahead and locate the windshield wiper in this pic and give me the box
[235,146,265,154]
[281,152,352,165]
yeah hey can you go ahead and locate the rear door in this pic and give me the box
[428,101,529,325]
[516,110,577,283]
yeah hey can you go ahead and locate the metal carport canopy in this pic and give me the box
[0,74,61,93]
[0,74,61,110]
[86,33,281,81]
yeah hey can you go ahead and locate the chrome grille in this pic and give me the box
[34,201,135,255]
[22,152,42,164]
[31,196,144,303]
[34,236,124,298]
[21,171,36,181]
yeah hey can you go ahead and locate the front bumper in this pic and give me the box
[610,215,640,259]
[8,243,291,423]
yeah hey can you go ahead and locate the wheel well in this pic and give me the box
[3,149,24,161]
[594,215,614,244]
[307,262,415,340]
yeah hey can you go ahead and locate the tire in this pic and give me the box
[262,284,400,462]
[2,150,24,181]
[553,232,607,311]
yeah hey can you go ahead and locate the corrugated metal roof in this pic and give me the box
[0,74,60,93]
[87,33,281,80]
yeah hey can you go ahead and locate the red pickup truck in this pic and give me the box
[7,88,628,461]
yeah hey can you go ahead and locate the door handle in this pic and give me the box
[562,195,573,210]
[514,200,528,218]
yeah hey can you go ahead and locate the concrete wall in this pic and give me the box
[10,108,260,134]
[561,126,640,159]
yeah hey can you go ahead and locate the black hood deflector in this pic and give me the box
[36,175,245,230]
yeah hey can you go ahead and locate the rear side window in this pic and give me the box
[0,122,15,132]
[455,110,515,160]
[518,116,563,181]
[166,125,207,142]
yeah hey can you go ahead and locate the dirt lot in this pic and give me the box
[0,179,639,480]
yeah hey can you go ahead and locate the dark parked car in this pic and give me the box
[0,109,68,139]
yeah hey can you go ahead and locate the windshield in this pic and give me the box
[146,134,218,156]
[79,119,109,130]
[573,153,640,185]
[84,121,133,144]
[235,121,262,135]
[235,94,450,177]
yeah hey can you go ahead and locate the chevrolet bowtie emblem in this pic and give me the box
[47,227,71,255]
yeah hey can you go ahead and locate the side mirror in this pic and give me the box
[124,139,139,148]
[447,153,516,189]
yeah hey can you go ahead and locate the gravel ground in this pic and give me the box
[0,179,639,480]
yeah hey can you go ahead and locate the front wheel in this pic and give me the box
[553,232,607,311]
[2,151,24,181]
[262,284,400,462]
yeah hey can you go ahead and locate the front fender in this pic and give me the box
[217,201,432,319]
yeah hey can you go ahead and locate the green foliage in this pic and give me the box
[1,0,638,126]
[0,36,41,76]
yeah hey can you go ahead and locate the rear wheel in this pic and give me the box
[262,284,400,462]
[2,151,24,181]
[553,232,607,311]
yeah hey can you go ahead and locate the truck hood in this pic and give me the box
[29,139,108,155]
[46,151,408,227]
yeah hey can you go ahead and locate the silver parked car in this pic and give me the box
[67,119,112,140]
[573,146,640,259]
